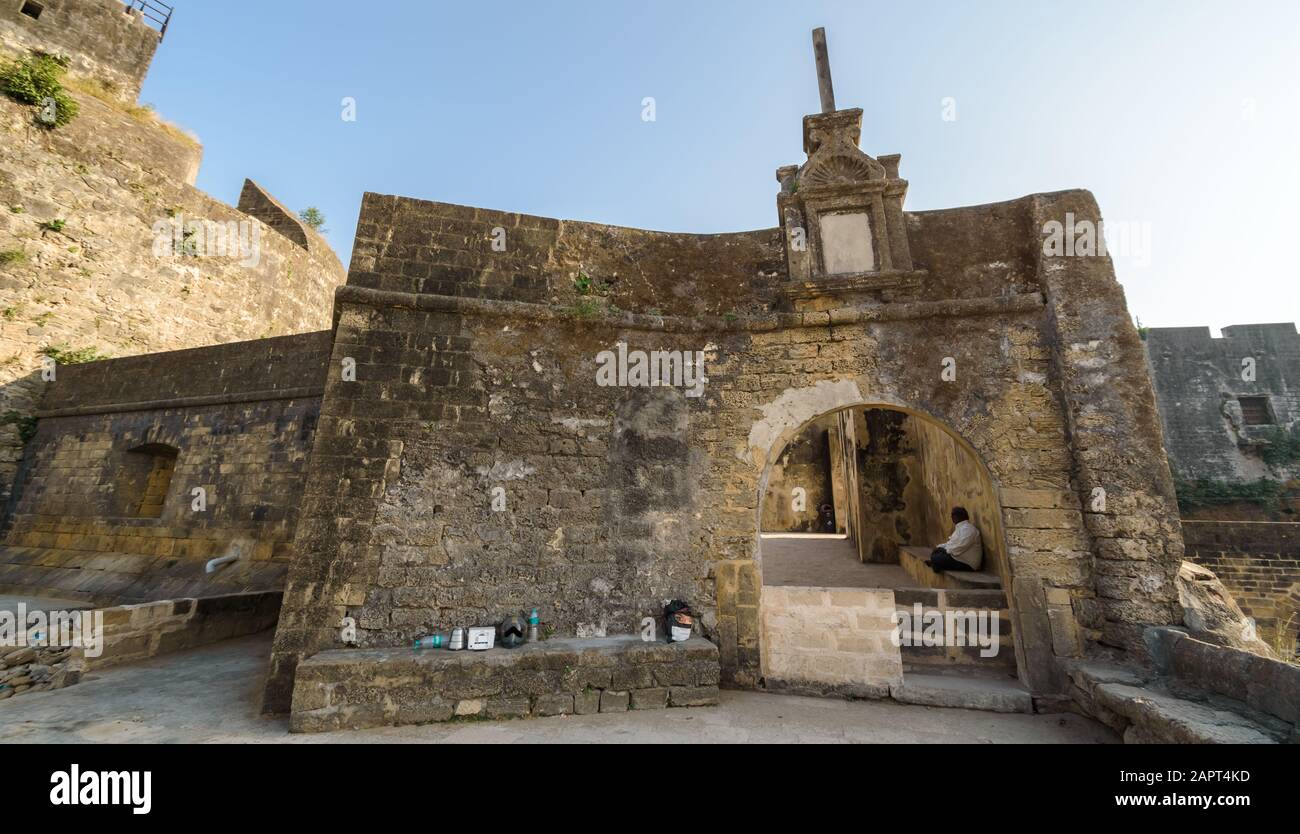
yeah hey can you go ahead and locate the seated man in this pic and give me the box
[926,506,983,572]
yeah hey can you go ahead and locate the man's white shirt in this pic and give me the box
[940,520,984,569]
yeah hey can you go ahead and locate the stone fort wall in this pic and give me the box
[0,332,330,604]
[0,74,348,515]
[0,0,160,103]
[262,188,1184,711]
[1144,323,1300,483]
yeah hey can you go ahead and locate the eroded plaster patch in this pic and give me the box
[745,378,866,467]
[552,416,610,434]
[475,460,536,481]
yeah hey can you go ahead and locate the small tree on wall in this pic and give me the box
[298,207,327,234]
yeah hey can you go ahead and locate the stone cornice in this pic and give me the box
[781,269,927,299]
[333,284,1045,334]
[36,387,324,419]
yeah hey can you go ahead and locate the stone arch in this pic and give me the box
[748,382,1026,689]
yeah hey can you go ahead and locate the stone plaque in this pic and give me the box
[819,211,875,275]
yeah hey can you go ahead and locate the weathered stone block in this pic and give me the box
[532,693,574,716]
[630,687,667,710]
[484,697,532,719]
[611,665,654,690]
[599,689,630,712]
[454,699,484,717]
[573,690,601,715]
[668,685,719,707]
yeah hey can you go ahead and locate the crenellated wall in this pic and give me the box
[1144,323,1300,483]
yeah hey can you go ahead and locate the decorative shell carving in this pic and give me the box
[800,151,884,187]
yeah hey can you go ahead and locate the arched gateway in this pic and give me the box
[262,32,1184,722]
[755,400,1020,697]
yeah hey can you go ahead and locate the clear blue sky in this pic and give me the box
[141,1,1300,332]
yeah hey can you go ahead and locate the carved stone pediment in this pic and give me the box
[798,109,886,190]
[776,107,917,304]
[800,150,885,189]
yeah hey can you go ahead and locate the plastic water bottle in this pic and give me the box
[413,633,448,649]
[527,608,540,642]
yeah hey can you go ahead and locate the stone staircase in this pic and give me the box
[894,587,1017,674]
[890,579,1028,712]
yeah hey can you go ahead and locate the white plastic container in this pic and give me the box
[467,626,495,650]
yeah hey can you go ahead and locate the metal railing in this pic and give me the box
[124,0,174,40]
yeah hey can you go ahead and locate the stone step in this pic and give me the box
[899,641,1018,669]
[891,670,1032,714]
[894,586,1008,610]
[896,606,1017,670]
[899,546,1001,590]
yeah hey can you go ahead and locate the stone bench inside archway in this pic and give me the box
[899,546,1002,591]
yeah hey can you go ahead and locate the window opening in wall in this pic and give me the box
[1238,396,1273,426]
[20,2,44,20]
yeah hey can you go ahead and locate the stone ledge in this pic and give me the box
[1061,652,1296,744]
[289,636,720,733]
[780,269,926,300]
[334,284,1045,334]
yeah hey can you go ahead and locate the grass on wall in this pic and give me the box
[1174,477,1284,514]
[64,76,198,148]
[0,52,79,128]
[39,344,110,365]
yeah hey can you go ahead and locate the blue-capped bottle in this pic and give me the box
[413,632,448,649]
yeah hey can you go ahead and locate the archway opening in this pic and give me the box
[757,404,1023,700]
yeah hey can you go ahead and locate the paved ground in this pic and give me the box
[0,634,1118,743]
[760,533,913,589]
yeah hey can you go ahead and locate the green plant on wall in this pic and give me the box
[0,249,26,266]
[1174,476,1284,514]
[0,53,79,128]
[39,344,109,365]
[570,298,602,319]
[299,207,328,234]
[0,410,38,444]
[573,271,612,297]
[1250,425,1300,468]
